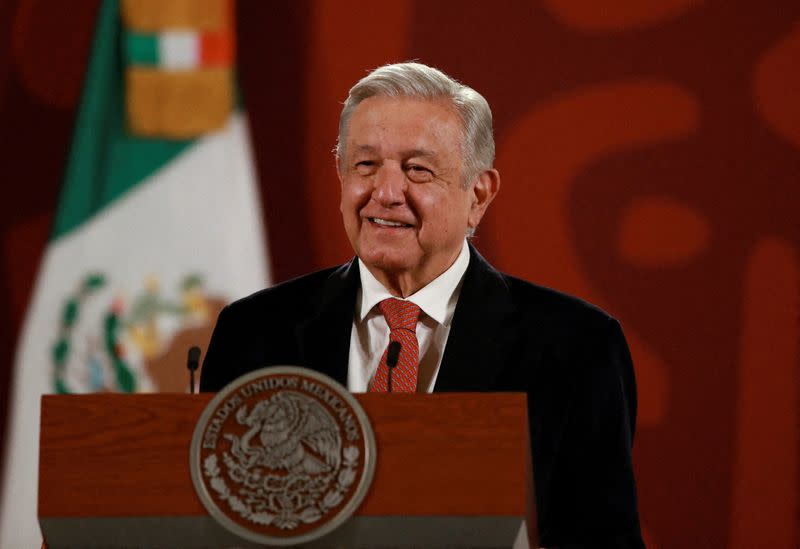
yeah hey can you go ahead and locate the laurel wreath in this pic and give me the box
[203,446,360,529]
[51,273,136,394]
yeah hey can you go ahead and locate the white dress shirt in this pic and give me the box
[347,240,470,393]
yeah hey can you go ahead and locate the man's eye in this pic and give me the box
[406,165,433,182]
[355,161,376,174]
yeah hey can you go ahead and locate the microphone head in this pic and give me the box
[187,346,201,371]
[386,341,402,369]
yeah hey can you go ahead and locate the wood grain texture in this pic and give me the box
[39,394,207,517]
[39,393,533,521]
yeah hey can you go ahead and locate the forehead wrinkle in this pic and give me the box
[353,144,378,154]
[405,148,437,159]
[351,143,440,161]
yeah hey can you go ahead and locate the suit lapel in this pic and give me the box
[296,259,360,387]
[435,244,517,392]
[296,247,516,392]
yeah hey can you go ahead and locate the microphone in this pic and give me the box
[187,346,201,394]
[386,341,401,393]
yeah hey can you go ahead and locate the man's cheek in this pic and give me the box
[345,181,373,208]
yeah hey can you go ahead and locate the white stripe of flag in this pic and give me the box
[158,31,199,70]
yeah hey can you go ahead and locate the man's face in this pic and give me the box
[338,96,496,295]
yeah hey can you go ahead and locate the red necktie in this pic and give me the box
[369,298,422,393]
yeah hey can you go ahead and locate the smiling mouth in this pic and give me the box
[368,217,412,228]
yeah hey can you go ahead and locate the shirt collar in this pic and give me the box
[356,239,470,325]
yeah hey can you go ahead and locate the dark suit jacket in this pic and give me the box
[200,245,644,548]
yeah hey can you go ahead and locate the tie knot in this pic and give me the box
[378,298,421,331]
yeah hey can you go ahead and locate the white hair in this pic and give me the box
[336,62,495,185]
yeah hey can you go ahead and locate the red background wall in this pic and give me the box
[1,1,798,547]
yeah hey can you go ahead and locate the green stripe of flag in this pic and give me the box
[124,32,159,66]
[54,0,192,240]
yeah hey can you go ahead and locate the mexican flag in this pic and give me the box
[0,1,270,546]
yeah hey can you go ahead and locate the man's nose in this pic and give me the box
[372,163,406,205]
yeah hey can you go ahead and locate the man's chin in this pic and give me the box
[362,254,412,273]
[358,249,417,276]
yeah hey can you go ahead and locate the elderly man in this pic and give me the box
[200,62,644,548]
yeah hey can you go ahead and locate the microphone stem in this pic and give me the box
[186,345,201,394]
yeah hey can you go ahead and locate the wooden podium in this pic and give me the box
[39,392,538,548]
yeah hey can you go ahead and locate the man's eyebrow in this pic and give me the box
[352,145,438,160]
[354,144,378,153]
[405,148,437,159]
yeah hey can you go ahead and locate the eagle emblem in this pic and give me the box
[229,391,341,476]
[193,367,375,544]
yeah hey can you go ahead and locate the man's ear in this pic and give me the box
[468,168,501,229]
[335,155,343,183]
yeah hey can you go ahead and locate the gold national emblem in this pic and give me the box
[190,367,377,545]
